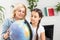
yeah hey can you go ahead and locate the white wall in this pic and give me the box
[0,0,60,40]
[53,16,60,40]
[0,0,60,18]
[41,16,60,40]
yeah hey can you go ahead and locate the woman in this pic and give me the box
[30,8,45,40]
[2,3,32,40]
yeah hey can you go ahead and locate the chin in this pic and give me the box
[19,17,23,18]
[32,22,35,24]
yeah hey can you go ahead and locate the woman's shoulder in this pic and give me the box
[5,18,15,22]
[2,18,15,26]
[4,18,12,21]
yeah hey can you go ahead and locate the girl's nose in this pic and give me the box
[32,17,34,20]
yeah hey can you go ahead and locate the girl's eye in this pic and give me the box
[34,16,37,18]
[31,15,33,17]
[31,15,37,18]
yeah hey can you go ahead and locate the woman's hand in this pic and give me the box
[3,29,10,39]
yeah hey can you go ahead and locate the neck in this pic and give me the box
[32,23,38,28]
[14,16,25,20]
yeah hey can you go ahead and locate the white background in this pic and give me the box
[0,0,60,40]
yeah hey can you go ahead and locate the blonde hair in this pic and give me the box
[11,3,27,18]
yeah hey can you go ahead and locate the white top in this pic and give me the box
[30,24,45,40]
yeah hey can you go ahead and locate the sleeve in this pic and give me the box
[1,18,10,40]
[39,25,45,33]
[2,19,10,34]
[38,25,45,37]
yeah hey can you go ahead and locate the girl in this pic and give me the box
[30,8,45,40]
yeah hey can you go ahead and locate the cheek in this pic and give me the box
[31,17,36,23]
[30,17,33,22]
[35,19,38,22]
[23,13,26,16]
[30,17,32,22]
[15,12,19,16]
[15,11,19,15]
[35,18,40,22]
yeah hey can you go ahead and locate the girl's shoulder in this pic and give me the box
[38,24,45,32]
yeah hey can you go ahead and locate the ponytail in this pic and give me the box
[36,20,40,40]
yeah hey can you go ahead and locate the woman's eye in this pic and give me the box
[22,11,25,13]
[18,10,21,12]
[18,10,25,13]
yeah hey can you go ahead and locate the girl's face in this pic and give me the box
[30,11,41,25]
[15,7,26,20]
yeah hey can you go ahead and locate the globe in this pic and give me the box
[9,20,30,40]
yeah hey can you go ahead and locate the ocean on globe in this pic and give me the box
[9,20,30,40]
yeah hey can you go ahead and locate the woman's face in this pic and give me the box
[30,11,41,25]
[15,7,26,20]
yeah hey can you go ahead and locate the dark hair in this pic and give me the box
[31,8,43,40]
[31,8,43,18]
